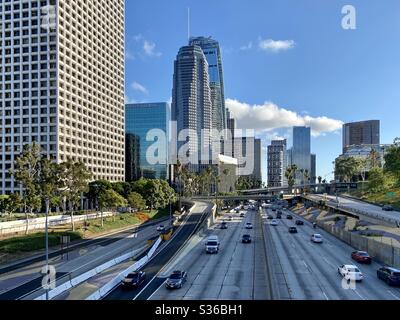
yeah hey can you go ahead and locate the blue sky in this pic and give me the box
[125,0,400,182]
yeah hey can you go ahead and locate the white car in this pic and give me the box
[338,264,364,282]
[311,234,323,243]
[245,222,253,229]
[271,219,279,226]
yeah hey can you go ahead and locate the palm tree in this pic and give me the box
[318,176,322,184]
[285,164,298,194]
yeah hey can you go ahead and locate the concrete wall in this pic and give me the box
[319,223,400,268]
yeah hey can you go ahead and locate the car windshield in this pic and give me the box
[170,273,182,279]
[207,241,218,246]
[243,235,250,238]
[127,273,139,279]
[392,272,400,277]
[348,268,360,273]
[358,252,369,256]
[314,235,321,238]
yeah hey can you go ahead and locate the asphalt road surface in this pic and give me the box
[103,201,212,300]
[263,206,400,300]
[0,218,166,300]
[148,208,271,300]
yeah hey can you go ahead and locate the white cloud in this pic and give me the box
[143,40,162,57]
[258,38,295,53]
[133,34,143,42]
[131,81,148,95]
[226,98,343,137]
[125,50,135,61]
[240,42,253,51]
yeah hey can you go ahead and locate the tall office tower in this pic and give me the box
[0,0,125,193]
[171,45,212,171]
[343,120,380,153]
[189,37,226,135]
[125,103,169,181]
[292,126,311,184]
[232,137,262,184]
[267,140,287,187]
[311,153,316,184]
[226,108,235,139]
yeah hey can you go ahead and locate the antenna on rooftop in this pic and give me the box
[187,7,191,42]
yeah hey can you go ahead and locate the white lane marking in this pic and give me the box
[388,290,400,300]
[353,290,365,300]
[147,279,167,300]
[322,291,329,301]
[302,260,309,269]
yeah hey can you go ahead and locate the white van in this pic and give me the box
[205,236,220,254]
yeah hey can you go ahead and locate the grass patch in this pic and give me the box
[348,187,400,208]
[0,232,81,254]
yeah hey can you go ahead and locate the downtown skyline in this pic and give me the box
[124,0,400,183]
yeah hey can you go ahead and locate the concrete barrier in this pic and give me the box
[85,237,162,300]
[319,223,400,268]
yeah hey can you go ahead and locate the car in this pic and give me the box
[235,209,240,214]
[240,212,245,217]
[288,227,298,234]
[286,215,293,220]
[121,271,146,289]
[245,222,253,229]
[311,234,323,243]
[276,214,282,219]
[338,265,364,282]
[267,215,274,220]
[295,220,304,226]
[227,216,233,221]
[156,225,165,232]
[220,222,228,229]
[242,234,252,243]
[165,271,187,289]
[351,251,372,264]
[382,205,394,211]
[377,267,400,286]
[271,219,279,226]
[272,208,277,212]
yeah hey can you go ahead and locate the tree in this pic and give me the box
[59,159,92,231]
[335,157,359,182]
[10,143,42,234]
[368,149,381,168]
[384,139,400,186]
[318,176,322,184]
[0,193,22,221]
[368,167,387,193]
[98,189,127,227]
[127,192,146,211]
[285,164,298,194]
[87,180,113,210]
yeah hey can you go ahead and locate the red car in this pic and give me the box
[351,251,372,264]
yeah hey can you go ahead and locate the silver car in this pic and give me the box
[165,271,187,289]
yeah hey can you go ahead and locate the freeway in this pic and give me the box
[0,217,167,300]
[148,208,271,300]
[307,194,400,226]
[103,201,213,300]
[263,206,400,300]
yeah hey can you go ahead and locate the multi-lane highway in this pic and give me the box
[103,201,213,300]
[263,206,400,300]
[148,207,271,300]
[0,216,168,300]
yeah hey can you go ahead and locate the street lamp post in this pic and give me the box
[45,199,49,301]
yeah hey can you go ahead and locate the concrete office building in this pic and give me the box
[0,0,125,193]
[171,45,212,172]
[343,120,380,153]
[125,103,169,181]
[267,140,287,187]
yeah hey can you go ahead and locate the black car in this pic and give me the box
[166,271,188,289]
[382,205,394,211]
[276,214,282,219]
[377,267,400,286]
[121,271,146,289]
[288,227,298,234]
[220,222,228,229]
[295,220,304,226]
[267,215,274,220]
[286,215,293,220]
[242,234,252,243]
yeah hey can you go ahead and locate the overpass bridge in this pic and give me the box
[240,183,331,195]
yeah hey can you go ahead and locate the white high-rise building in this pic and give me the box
[0,0,125,193]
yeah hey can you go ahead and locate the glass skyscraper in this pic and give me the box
[125,103,169,181]
[189,37,226,134]
[291,126,311,184]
